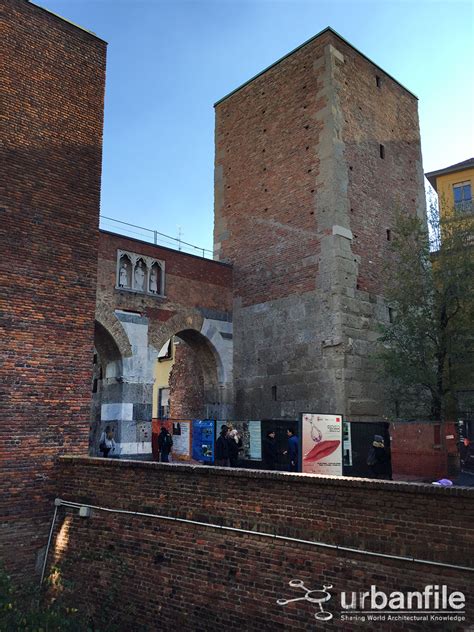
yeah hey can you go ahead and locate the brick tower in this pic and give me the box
[214,28,425,420]
[0,0,106,576]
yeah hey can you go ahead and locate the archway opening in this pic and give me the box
[152,329,222,423]
[90,321,123,455]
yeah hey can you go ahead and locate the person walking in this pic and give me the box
[99,426,116,458]
[158,426,173,463]
[285,428,299,472]
[215,424,230,467]
[262,430,278,470]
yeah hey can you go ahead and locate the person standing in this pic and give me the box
[286,428,299,472]
[262,430,278,470]
[367,434,391,480]
[228,427,242,467]
[99,426,116,458]
[158,426,173,463]
[215,425,230,467]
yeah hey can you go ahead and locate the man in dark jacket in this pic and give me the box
[286,428,299,472]
[367,434,391,480]
[157,426,173,463]
[262,430,278,470]
[215,425,230,466]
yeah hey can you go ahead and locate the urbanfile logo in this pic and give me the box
[340,585,466,624]
[277,579,333,621]
[278,581,466,625]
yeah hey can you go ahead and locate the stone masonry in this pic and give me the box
[214,28,426,421]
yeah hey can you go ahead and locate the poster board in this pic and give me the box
[170,420,192,460]
[192,419,215,463]
[301,413,343,475]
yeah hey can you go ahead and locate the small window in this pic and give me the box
[271,385,277,401]
[379,144,385,159]
[158,388,170,419]
[388,307,394,323]
[386,229,391,241]
[453,181,472,213]
[376,75,381,88]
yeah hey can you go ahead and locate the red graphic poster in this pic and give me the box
[301,413,342,475]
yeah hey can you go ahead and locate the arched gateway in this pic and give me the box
[91,231,233,459]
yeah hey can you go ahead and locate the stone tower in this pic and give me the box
[214,28,425,421]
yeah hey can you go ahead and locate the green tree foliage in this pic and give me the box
[378,203,474,420]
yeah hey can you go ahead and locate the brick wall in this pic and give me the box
[0,0,106,576]
[52,457,474,630]
[390,421,459,481]
[98,231,233,318]
[168,343,204,419]
[214,34,328,306]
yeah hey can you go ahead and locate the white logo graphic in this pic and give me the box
[277,579,333,621]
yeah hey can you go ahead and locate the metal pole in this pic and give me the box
[40,501,59,588]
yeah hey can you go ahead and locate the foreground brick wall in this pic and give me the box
[0,0,106,576]
[52,457,474,630]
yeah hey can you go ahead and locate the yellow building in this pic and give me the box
[152,338,176,419]
[426,157,474,221]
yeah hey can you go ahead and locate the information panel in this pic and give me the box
[248,420,262,460]
[171,420,192,460]
[301,413,342,475]
[192,419,215,463]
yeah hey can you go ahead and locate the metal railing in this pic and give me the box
[99,215,214,259]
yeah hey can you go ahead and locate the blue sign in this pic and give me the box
[192,420,215,463]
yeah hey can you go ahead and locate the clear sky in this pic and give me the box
[37,0,473,254]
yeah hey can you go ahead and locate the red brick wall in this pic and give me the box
[390,421,457,481]
[52,458,474,630]
[98,231,233,317]
[214,34,331,306]
[0,0,106,576]
[168,343,204,419]
[336,39,425,295]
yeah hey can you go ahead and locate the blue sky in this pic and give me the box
[38,0,473,254]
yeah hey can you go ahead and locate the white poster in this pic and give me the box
[301,413,342,475]
[171,420,191,459]
[248,420,262,460]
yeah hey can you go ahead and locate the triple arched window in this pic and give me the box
[116,250,165,296]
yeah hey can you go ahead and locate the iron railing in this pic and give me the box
[99,215,214,259]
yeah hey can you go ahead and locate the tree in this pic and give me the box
[378,202,474,420]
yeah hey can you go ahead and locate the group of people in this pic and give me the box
[215,424,243,467]
[99,425,392,481]
[262,428,299,471]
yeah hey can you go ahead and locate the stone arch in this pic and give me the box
[95,306,132,358]
[148,308,232,419]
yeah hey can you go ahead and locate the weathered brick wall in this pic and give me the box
[52,457,474,630]
[337,39,425,296]
[168,342,205,419]
[214,34,329,305]
[0,0,106,576]
[97,231,233,321]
